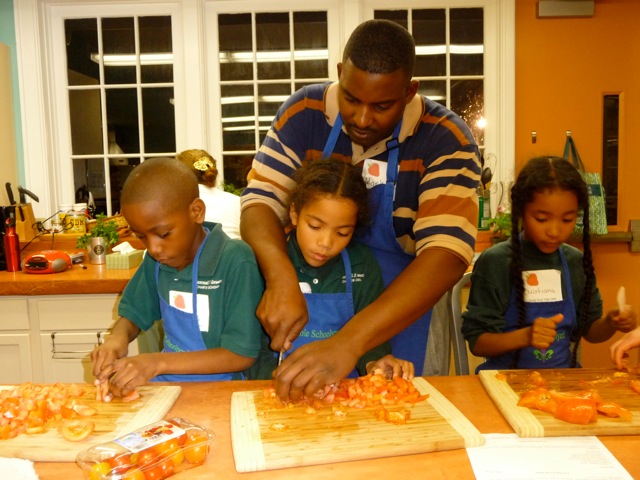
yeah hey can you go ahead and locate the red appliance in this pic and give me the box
[22,250,72,274]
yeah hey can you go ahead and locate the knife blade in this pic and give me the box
[617,286,627,313]
[5,182,15,205]
[277,350,284,367]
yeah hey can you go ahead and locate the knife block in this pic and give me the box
[14,202,38,242]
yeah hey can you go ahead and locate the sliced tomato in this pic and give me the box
[554,398,598,425]
[59,418,95,442]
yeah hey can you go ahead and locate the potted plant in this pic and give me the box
[487,211,512,243]
[76,214,120,264]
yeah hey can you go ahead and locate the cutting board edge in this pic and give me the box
[479,370,545,437]
[413,377,485,447]
[231,391,266,473]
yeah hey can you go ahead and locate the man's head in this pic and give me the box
[342,19,415,79]
[338,20,419,149]
[121,157,207,270]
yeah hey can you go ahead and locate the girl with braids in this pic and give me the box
[248,158,413,380]
[462,156,636,371]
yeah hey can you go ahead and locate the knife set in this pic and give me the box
[4,181,39,243]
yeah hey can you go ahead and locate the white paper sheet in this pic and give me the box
[466,434,632,480]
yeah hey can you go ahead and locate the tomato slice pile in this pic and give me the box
[0,382,93,440]
[516,371,633,425]
[328,374,429,409]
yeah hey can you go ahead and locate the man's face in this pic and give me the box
[337,59,418,150]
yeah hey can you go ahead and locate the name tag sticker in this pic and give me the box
[169,290,210,331]
[523,270,563,303]
[362,159,387,189]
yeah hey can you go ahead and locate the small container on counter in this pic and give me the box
[58,203,73,233]
[76,417,215,480]
[66,204,88,234]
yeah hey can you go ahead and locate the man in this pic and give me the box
[241,19,481,400]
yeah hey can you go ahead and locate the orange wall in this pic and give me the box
[515,0,640,367]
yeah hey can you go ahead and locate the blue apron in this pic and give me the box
[288,249,358,377]
[477,247,577,372]
[152,228,234,382]
[322,115,431,374]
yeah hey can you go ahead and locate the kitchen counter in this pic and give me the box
[0,262,136,296]
[1,234,141,296]
[33,376,639,479]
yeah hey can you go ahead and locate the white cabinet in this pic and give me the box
[0,299,33,383]
[0,294,140,384]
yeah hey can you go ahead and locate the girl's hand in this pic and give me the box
[366,354,415,380]
[610,326,640,370]
[608,307,637,333]
[530,314,563,349]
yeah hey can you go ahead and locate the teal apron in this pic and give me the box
[152,228,234,382]
[287,249,358,377]
[322,115,432,374]
[477,246,577,372]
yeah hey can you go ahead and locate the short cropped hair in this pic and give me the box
[342,19,415,79]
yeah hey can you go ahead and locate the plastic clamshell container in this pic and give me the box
[76,417,214,480]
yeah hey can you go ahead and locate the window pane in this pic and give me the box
[102,18,136,85]
[69,89,103,155]
[374,10,408,29]
[419,80,446,106]
[293,11,328,78]
[451,79,484,145]
[223,154,253,188]
[223,125,256,152]
[141,64,173,83]
[450,8,484,76]
[219,14,253,81]
[73,157,105,207]
[139,16,173,54]
[258,83,289,118]
[106,88,140,152]
[413,9,446,78]
[65,18,99,86]
[142,87,176,153]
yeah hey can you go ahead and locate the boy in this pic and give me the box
[91,157,264,395]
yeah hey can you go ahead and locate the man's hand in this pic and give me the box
[274,336,359,402]
[257,277,309,352]
[530,314,563,349]
[610,326,640,370]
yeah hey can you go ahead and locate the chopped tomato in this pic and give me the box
[630,379,640,395]
[517,387,559,415]
[554,397,598,425]
[59,418,94,442]
[596,401,633,421]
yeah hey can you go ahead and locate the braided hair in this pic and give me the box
[509,156,592,368]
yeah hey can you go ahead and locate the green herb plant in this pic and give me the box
[76,214,120,250]
[487,212,512,241]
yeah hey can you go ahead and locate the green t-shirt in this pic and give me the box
[246,234,390,379]
[462,238,603,351]
[119,223,265,365]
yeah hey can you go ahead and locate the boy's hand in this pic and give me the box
[608,307,637,333]
[366,355,415,380]
[94,354,159,397]
[530,314,563,349]
[610,326,640,370]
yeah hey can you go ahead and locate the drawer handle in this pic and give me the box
[50,331,105,359]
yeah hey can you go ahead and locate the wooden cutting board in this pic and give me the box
[0,384,181,462]
[479,368,640,437]
[230,377,484,472]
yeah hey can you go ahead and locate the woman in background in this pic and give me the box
[177,149,241,239]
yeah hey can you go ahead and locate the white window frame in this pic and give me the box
[14,0,514,219]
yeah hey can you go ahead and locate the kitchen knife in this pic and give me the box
[5,182,15,205]
[617,286,627,313]
[18,185,40,204]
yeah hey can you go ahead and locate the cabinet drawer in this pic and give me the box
[0,298,29,330]
[36,294,120,330]
[40,331,108,383]
[40,331,139,384]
